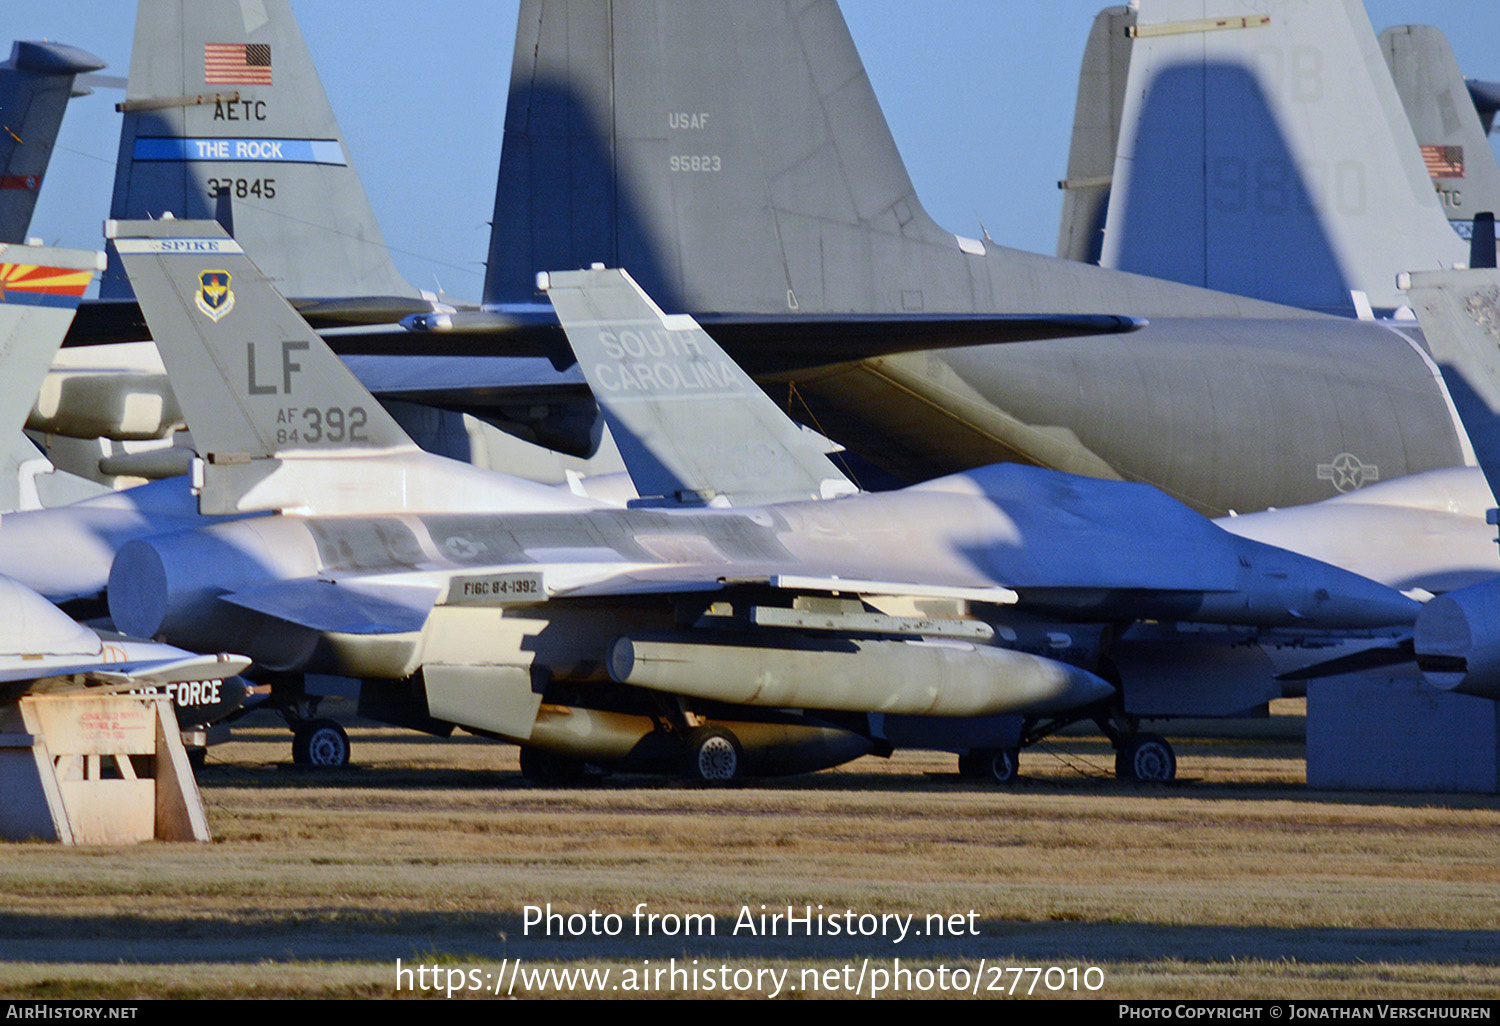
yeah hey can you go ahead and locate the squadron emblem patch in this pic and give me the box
[195,270,235,321]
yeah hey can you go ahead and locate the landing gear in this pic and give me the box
[519,747,592,786]
[682,726,742,782]
[1115,732,1176,782]
[292,718,350,767]
[959,747,1020,784]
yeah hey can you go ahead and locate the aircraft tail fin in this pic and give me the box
[0,243,102,510]
[1403,269,1500,493]
[541,266,855,506]
[107,219,417,508]
[1381,25,1500,241]
[1056,6,1137,263]
[103,0,420,308]
[1097,0,1466,313]
[485,0,1317,324]
[0,41,107,244]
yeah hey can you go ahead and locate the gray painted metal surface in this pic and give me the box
[1097,0,1465,313]
[1382,25,1500,235]
[89,219,1420,774]
[477,0,1468,517]
[0,41,105,244]
[103,0,420,305]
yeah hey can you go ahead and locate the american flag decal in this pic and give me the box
[1422,144,1465,179]
[204,43,272,85]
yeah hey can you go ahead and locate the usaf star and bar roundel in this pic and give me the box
[195,270,235,321]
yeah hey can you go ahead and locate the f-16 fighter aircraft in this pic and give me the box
[99,218,1416,781]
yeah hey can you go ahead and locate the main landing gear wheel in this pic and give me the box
[292,718,350,767]
[682,726,742,782]
[1115,733,1176,782]
[519,747,590,787]
[959,748,1019,785]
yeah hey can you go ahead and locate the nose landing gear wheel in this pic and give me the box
[682,726,742,782]
[292,718,350,767]
[1115,733,1176,782]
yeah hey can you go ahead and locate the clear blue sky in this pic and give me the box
[9,2,1500,301]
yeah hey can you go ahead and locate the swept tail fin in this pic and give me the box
[487,0,1310,322]
[0,41,106,244]
[108,219,593,517]
[103,0,420,308]
[1402,269,1500,490]
[107,218,415,461]
[0,243,102,510]
[541,267,854,506]
[1381,25,1500,241]
[1097,0,1465,313]
[1056,6,1137,264]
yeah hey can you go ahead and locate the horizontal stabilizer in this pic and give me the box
[88,651,252,686]
[543,267,855,506]
[222,578,441,635]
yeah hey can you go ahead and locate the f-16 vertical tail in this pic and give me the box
[0,41,107,244]
[485,0,1307,322]
[104,0,422,313]
[1093,0,1466,313]
[0,244,103,510]
[1403,269,1500,486]
[108,219,594,517]
[542,267,854,506]
[1381,25,1500,242]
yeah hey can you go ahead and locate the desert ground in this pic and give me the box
[1,701,1497,1000]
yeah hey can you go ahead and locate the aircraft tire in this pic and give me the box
[959,748,1019,784]
[1115,733,1176,782]
[682,726,742,782]
[519,746,590,786]
[292,718,350,767]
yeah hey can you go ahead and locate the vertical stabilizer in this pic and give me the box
[1403,269,1500,489]
[542,267,854,506]
[107,219,415,464]
[0,42,107,244]
[1381,26,1500,241]
[1056,6,1137,263]
[486,0,1306,322]
[1099,0,1466,312]
[104,0,419,304]
[0,244,102,510]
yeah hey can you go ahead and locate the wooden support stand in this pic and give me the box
[0,694,210,843]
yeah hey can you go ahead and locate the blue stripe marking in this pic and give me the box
[0,292,82,310]
[133,137,347,166]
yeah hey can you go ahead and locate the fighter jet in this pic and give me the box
[1395,267,1500,701]
[0,571,249,729]
[0,40,106,245]
[97,218,1416,781]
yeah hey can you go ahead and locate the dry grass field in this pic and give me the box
[1,701,1497,1000]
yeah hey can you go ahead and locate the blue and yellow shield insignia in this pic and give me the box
[195,270,235,322]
